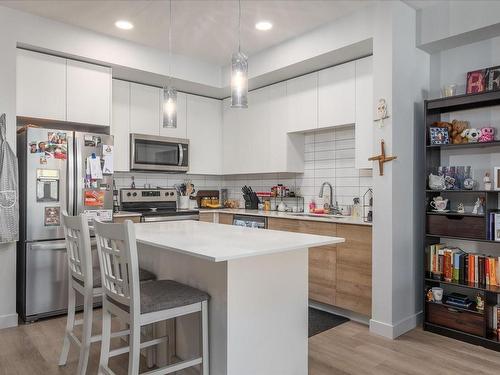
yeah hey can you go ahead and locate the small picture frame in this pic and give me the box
[487,66,500,91]
[429,127,450,145]
[466,69,487,94]
[494,167,500,191]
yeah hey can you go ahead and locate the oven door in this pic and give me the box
[131,134,189,172]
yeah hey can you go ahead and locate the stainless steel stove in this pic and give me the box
[120,188,199,223]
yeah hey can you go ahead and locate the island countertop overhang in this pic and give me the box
[134,221,344,262]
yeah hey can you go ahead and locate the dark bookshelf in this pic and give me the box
[423,91,500,352]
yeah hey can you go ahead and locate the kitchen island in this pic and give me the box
[135,221,344,375]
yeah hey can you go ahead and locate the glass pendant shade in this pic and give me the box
[231,51,248,108]
[163,86,177,128]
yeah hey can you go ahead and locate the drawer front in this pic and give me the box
[199,212,215,223]
[426,215,485,239]
[218,213,234,225]
[113,216,141,224]
[427,303,484,336]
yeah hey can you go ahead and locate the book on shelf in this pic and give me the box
[488,304,500,340]
[487,211,500,241]
[428,244,500,287]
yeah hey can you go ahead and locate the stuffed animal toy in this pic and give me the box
[451,120,469,144]
[479,127,495,142]
[461,128,481,143]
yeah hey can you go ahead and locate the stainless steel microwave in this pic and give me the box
[130,134,189,172]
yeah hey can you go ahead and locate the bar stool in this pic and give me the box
[93,219,210,375]
[58,213,156,375]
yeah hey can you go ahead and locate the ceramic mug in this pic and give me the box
[430,199,448,211]
[431,287,444,302]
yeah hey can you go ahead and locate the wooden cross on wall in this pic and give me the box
[368,140,397,176]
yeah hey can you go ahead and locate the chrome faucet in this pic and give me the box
[319,182,340,214]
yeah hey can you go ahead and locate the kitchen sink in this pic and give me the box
[289,213,346,219]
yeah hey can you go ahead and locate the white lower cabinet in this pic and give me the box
[111,79,131,172]
[354,56,373,169]
[186,94,222,175]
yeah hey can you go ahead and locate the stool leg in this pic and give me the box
[128,321,141,375]
[59,285,76,366]
[76,293,93,375]
[98,303,112,375]
[201,300,209,375]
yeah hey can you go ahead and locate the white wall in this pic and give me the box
[430,36,500,98]
[417,0,500,53]
[0,9,19,329]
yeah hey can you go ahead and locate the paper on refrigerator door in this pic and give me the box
[102,145,113,174]
[86,155,103,179]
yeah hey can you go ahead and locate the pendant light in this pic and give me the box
[163,0,177,128]
[231,0,248,108]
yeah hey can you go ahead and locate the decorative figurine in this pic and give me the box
[426,289,434,302]
[457,203,465,213]
[484,172,492,190]
[374,98,389,128]
[472,197,485,215]
[463,177,475,190]
[479,127,495,142]
[476,294,485,312]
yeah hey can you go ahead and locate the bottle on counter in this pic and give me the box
[352,197,361,218]
[308,199,316,213]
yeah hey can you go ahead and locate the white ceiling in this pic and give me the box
[0,0,373,66]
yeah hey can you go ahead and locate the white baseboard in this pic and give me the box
[309,300,370,325]
[369,311,423,339]
[0,313,18,329]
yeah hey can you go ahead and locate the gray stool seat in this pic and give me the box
[108,280,209,314]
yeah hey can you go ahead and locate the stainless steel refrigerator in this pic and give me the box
[17,126,113,322]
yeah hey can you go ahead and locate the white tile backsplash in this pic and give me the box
[115,125,373,211]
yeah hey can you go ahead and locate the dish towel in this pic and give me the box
[0,113,19,243]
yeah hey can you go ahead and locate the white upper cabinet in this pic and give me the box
[111,79,131,172]
[17,49,66,121]
[186,94,222,175]
[286,72,318,133]
[355,56,374,170]
[318,61,355,128]
[222,82,303,175]
[160,91,187,139]
[130,83,160,136]
[222,98,244,175]
[66,59,111,126]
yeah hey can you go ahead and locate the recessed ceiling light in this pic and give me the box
[115,20,134,30]
[255,21,273,31]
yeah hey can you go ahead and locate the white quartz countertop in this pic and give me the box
[134,221,344,262]
[199,208,372,226]
[113,211,142,218]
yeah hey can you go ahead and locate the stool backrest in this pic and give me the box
[93,220,140,314]
[61,212,93,288]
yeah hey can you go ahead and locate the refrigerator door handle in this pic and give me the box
[30,241,67,251]
[67,133,75,215]
[178,143,184,166]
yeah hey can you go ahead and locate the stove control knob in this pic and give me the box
[132,192,137,197]
[165,192,169,196]
[170,192,175,196]
[127,192,131,197]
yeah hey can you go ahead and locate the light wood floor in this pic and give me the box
[1,313,500,374]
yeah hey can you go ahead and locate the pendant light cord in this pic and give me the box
[168,0,173,86]
[238,0,241,53]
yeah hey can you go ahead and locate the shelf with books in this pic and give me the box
[426,234,499,244]
[425,278,500,294]
[426,140,500,149]
[426,211,485,218]
[425,189,496,194]
[424,92,500,351]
